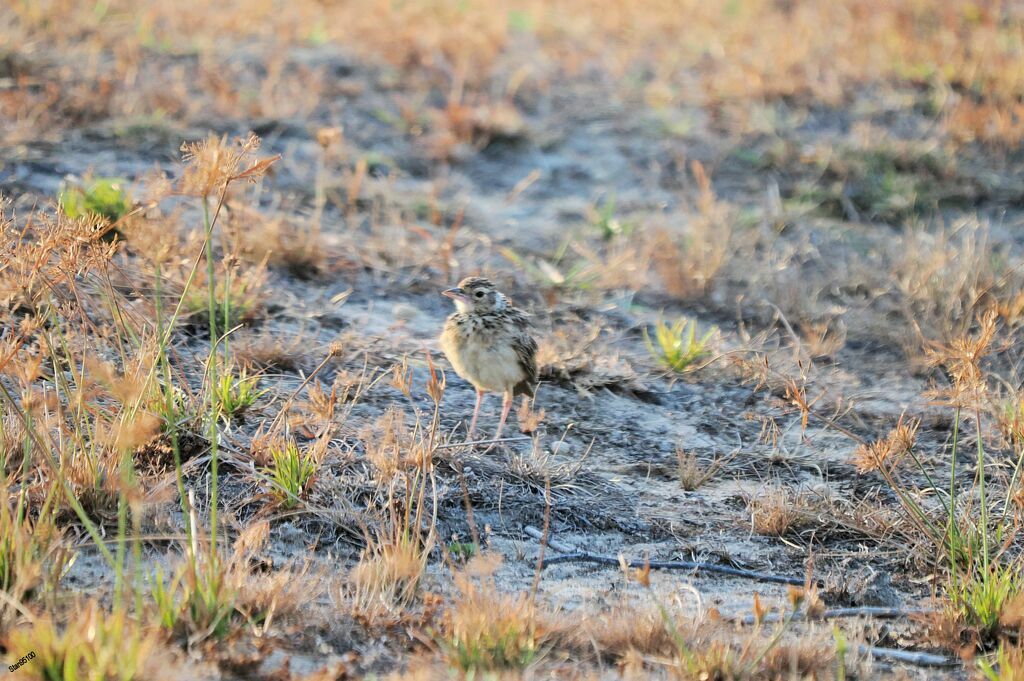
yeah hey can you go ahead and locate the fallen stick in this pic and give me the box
[727,606,936,626]
[860,645,957,667]
[436,436,532,450]
[524,525,809,587]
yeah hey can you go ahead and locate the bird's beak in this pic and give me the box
[442,287,469,302]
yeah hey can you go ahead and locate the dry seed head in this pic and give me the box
[784,377,812,432]
[516,400,545,433]
[390,357,412,397]
[135,169,174,206]
[752,592,767,624]
[306,381,338,423]
[8,350,44,388]
[316,126,344,150]
[633,559,651,588]
[675,448,725,491]
[108,412,162,452]
[852,417,919,473]
[787,585,805,610]
[925,309,1000,403]
[125,213,180,266]
[231,520,271,563]
[180,133,261,197]
[424,351,445,404]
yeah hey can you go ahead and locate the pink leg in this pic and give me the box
[468,389,484,436]
[494,390,513,441]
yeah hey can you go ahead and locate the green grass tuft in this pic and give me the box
[644,317,715,373]
[59,177,131,223]
[265,442,318,509]
[212,366,267,423]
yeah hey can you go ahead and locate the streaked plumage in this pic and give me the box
[439,276,537,439]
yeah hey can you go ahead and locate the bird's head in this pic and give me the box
[442,277,508,313]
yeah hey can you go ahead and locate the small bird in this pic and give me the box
[439,277,538,440]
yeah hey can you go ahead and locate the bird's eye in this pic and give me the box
[474,291,485,298]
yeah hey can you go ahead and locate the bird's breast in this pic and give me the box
[440,316,525,393]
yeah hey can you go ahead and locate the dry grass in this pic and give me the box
[3,602,166,680]
[890,220,1017,355]
[746,485,814,537]
[675,448,724,491]
[439,559,554,674]
[649,161,733,300]
[852,418,920,474]
[7,1,1024,144]
[6,1,1024,678]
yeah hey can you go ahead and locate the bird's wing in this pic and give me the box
[509,311,538,395]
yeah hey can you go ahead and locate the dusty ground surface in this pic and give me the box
[5,4,1024,679]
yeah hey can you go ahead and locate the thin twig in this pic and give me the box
[860,645,957,667]
[529,478,552,602]
[265,350,338,435]
[727,606,936,626]
[524,526,811,587]
[435,436,532,449]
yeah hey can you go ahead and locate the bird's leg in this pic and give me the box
[468,389,485,436]
[494,390,513,441]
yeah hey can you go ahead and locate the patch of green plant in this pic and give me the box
[644,317,715,373]
[447,541,477,562]
[501,247,599,292]
[0,490,65,601]
[444,627,539,672]
[875,400,1022,643]
[265,442,318,509]
[149,559,238,640]
[212,367,266,423]
[816,145,962,221]
[950,561,1021,640]
[507,9,534,32]
[590,193,634,241]
[153,386,196,437]
[59,177,130,223]
[149,565,184,631]
[181,278,260,334]
[833,625,848,681]
[6,603,155,681]
[306,19,328,45]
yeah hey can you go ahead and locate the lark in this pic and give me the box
[439,277,538,440]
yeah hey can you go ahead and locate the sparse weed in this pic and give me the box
[181,263,265,334]
[151,520,306,642]
[440,567,544,673]
[212,366,267,423]
[348,529,431,619]
[0,486,66,611]
[502,247,600,292]
[264,441,318,508]
[59,177,130,224]
[949,562,1021,640]
[747,486,810,537]
[675,448,724,491]
[590,193,634,241]
[649,161,732,299]
[995,395,1024,447]
[171,554,238,641]
[644,317,715,373]
[3,602,158,681]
